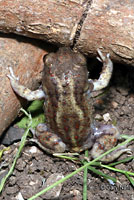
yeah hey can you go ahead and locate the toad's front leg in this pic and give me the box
[7,67,67,154]
[89,49,113,91]
[7,67,45,101]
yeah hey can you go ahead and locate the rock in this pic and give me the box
[0,34,47,136]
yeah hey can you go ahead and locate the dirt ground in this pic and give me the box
[0,60,134,200]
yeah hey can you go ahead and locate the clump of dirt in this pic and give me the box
[0,63,134,200]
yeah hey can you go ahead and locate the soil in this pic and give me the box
[0,61,134,200]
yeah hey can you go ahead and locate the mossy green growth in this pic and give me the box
[16,100,45,129]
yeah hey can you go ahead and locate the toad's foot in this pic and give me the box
[91,124,131,162]
[7,67,45,100]
[89,49,113,91]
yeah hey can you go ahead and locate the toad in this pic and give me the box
[8,47,129,162]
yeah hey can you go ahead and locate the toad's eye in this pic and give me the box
[43,53,55,66]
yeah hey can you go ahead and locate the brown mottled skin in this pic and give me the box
[42,47,93,151]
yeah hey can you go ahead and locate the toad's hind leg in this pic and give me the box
[89,49,113,91]
[31,123,67,154]
[7,67,45,101]
[91,124,131,162]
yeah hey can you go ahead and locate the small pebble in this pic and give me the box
[111,101,118,109]
[94,114,102,120]
[41,173,64,199]
[103,113,111,122]
[29,146,38,154]
[16,192,24,200]
[70,189,82,200]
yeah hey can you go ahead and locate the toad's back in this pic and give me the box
[42,47,92,151]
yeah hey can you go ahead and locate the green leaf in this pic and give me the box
[87,165,117,183]
[0,147,10,160]
[27,100,44,112]
[108,156,134,167]
[83,150,88,200]
[16,100,45,129]
[16,113,45,129]
[125,174,134,186]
